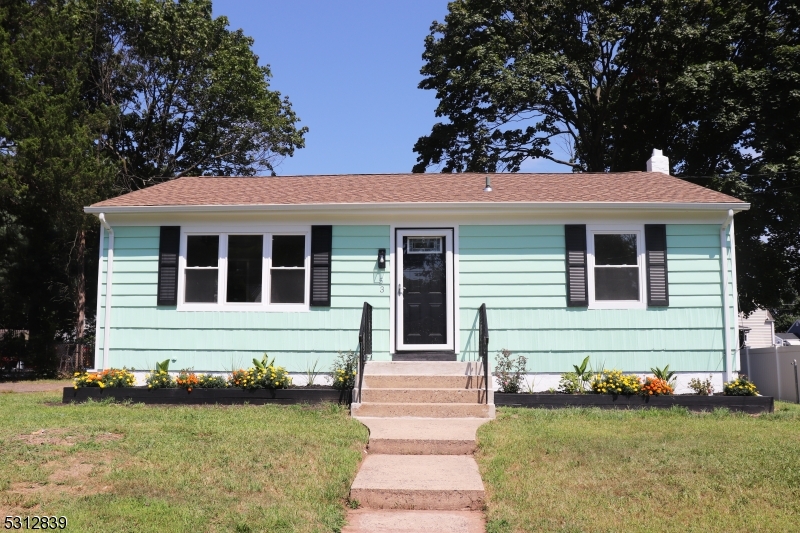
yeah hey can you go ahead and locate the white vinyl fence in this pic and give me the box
[741,346,800,403]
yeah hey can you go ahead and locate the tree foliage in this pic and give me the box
[0,0,114,372]
[414,0,800,321]
[0,0,306,372]
[92,0,306,191]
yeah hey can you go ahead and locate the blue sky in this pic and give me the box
[212,0,565,176]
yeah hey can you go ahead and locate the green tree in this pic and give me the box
[92,0,306,191]
[414,0,800,319]
[0,0,115,372]
[0,0,307,373]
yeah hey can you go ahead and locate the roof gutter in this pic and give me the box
[99,213,114,370]
[84,201,750,215]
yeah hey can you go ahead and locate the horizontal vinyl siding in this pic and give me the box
[459,224,727,373]
[98,225,389,372]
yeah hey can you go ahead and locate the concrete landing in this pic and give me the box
[350,454,485,510]
[341,510,485,533]
[358,417,489,455]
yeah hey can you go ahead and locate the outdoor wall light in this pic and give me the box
[377,248,386,269]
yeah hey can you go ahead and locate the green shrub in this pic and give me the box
[331,351,357,390]
[146,370,175,389]
[198,374,228,388]
[558,372,583,394]
[495,349,527,393]
[146,359,176,389]
[229,354,291,389]
[558,356,593,393]
[688,376,714,395]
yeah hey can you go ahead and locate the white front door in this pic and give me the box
[396,229,454,351]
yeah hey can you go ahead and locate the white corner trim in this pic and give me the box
[93,223,105,372]
[99,213,114,370]
[720,212,733,383]
[729,219,740,372]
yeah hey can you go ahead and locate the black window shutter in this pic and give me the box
[565,225,588,307]
[157,226,180,306]
[645,224,669,306]
[310,226,332,307]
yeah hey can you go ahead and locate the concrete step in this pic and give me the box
[364,361,481,376]
[351,402,494,418]
[363,375,487,390]
[357,417,489,455]
[360,388,486,404]
[342,509,485,533]
[350,455,485,510]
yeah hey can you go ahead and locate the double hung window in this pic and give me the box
[179,230,309,311]
[587,227,646,309]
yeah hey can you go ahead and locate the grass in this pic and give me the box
[0,391,368,532]
[478,402,800,533]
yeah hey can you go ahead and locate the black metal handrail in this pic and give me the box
[357,302,373,403]
[479,303,489,404]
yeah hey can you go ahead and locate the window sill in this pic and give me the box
[176,303,310,312]
[588,301,647,310]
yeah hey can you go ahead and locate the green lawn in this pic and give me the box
[477,402,800,533]
[0,391,368,533]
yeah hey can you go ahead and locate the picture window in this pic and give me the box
[179,230,308,310]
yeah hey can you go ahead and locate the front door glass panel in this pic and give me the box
[402,236,447,345]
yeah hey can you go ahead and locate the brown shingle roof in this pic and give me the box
[89,172,745,209]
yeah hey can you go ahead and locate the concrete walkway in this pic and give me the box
[343,362,492,533]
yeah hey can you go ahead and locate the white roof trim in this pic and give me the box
[85,201,749,215]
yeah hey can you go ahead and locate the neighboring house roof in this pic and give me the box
[86,172,747,212]
[775,332,800,345]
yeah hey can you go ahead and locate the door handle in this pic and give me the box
[398,283,403,295]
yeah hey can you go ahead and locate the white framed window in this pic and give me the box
[587,225,646,309]
[177,227,310,312]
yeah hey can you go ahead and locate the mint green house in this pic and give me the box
[85,151,748,391]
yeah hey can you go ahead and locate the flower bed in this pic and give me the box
[493,393,774,413]
[66,354,355,405]
[63,386,351,405]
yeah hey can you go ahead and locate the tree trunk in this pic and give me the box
[75,228,85,369]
